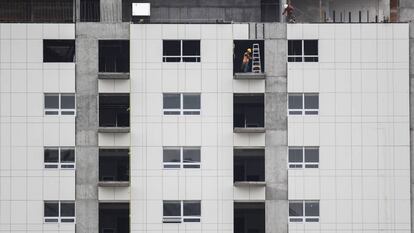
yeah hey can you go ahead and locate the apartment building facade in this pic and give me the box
[0,0,413,233]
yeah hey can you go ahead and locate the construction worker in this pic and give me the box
[241,48,252,73]
[282,3,296,23]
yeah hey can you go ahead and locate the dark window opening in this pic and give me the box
[233,40,265,74]
[99,40,130,73]
[288,40,302,62]
[0,0,74,23]
[163,201,181,217]
[234,94,264,128]
[261,0,279,22]
[303,40,318,62]
[163,40,200,62]
[44,202,59,217]
[43,40,75,63]
[234,202,265,233]
[80,0,100,22]
[99,149,129,182]
[99,203,130,233]
[99,94,130,128]
[234,149,265,182]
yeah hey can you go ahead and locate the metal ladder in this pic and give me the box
[251,43,261,73]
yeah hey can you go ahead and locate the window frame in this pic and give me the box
[288,147,319,169]
[288,93,319,115]
[163,147,201,169]
[162,40,201,63]
[287,40,318,63]
[44,201,76,223]
[163,93,201,115]
[44,93,76,116]
[289,200,319,223]
[44,147,76,169]
[163,200,201,223]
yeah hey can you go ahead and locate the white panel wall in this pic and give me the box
[130,24,249,233]
[287,24,410,233]
[0,24,75,233]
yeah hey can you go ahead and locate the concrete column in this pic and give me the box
[280,0,287,22]
[262,23,288,233]
[75,23,129,233]
[100,0,123,22]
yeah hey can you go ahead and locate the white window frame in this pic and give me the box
[163,93,201,115]
[289,200,319,223]
[287,40,318,62]
[288,147,319,169]
[288,93,319,115]
[44,93,76,116]
[162,40,201,63]
[163,200,201,223]
[44,147,76,169]
[44,201,75,223]
[163,147,201,169]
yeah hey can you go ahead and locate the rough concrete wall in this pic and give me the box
[399,0,414,22]
[250,23,288,233]
[75,10,129,233]
[124,0,262,22]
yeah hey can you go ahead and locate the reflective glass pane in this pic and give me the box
[61,95,75,109]
[163,149,180,163]
[182,40,200,56]
[163,201,181,216]
[183,201,201,216]
[44,202,59,217]
[163,94,180,109]
[183,94,200,109]
[288,148,303,163]
[304,95,318,109]
[305,148,319,163]
[44,148,59,163]
[163,40,181,56]
[61,149,75,163]
[288,40,302,56]
[289,202,303,217]
[305,202,319,216]
[288,94,303,109]
[60,202,75,217]
[304,40,318,56]
[183,148,200,163]
[45,95,59,109]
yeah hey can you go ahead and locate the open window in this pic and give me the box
[80,0,100,22]
[43,40,75,63]
[234,202,265,233]
[99,149,129,186]
[99,40,130,73]
[99,94,130,132]
[99,203,130,233]
[233,40,265,77]
[234,94,264,132]
[234,149,265,184]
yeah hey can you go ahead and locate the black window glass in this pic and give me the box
[288,148,303,163]
[289,202,303,217]
[45,95,59,109]
[304,40,318,56]
[61,95,75,109]
[43,40,75,63]
[44,202,59,217]
[163,94,180,109]
[304,95,319,109]
[44,148,59,163]
[305,202,319,216]
[182,40,200,56]
[80,0,100,22]
[183,94,200,109]
[163,40,181,56]
[183,201,201,216]
[61,149,75,163]
[305,148,319,163]
[183,148,200,163]
[288,95,303,109]
[60,202,75,217]
[288,40,302,56]
[163,149,180,163]
[99,40,130,72]
[163,201,181,216]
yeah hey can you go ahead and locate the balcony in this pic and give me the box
[290,0,394,23]
[234,202,265,233]
[98,40,130,80]
[99,203,129,233]
[99,149,129,187]
[233,94,265,133]
[99,94,130,133]
[234,149,265,186]
[0,0,74,23]
[233,40,266,80]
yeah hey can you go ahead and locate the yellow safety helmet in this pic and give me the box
[247,48,252,53]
